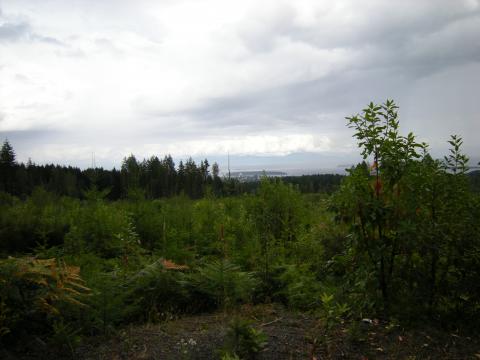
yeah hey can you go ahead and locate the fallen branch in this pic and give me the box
[260,317,283,327]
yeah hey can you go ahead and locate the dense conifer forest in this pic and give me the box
[1,101,479,359]
[0,146,344,201]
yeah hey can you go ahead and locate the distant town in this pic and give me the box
[228,170,287,181]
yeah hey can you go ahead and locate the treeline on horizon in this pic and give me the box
[0,141,345,199]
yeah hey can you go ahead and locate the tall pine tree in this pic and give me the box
[0,139,17,193]
[0,139,15,166]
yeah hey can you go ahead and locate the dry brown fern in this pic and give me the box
[0,256,90,335]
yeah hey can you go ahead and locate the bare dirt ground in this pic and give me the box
[75,305,480,360]
[5,304,480,359]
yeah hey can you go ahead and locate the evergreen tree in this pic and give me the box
[184,157,200,198]
[177,160,185,194]
[212,162,223,196]
[0,139,17,193]
[163,155,177,196]
[200,159,210,182]
[121,154,141,198]
[0,139,16,166]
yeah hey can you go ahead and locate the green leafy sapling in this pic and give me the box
[443,135,469,174]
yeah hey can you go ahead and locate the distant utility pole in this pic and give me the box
[89,152,98,186]
[227,151,231,180]
[91,152,96,169]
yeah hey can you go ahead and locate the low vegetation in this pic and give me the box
[0,100,479,359]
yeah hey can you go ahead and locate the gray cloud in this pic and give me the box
[0,129,62,142]
[0,7,64,45]
[238,1,480,52]
[179,67,405,134]
[0,21,30,42]
[237,2,480,82]
[181,2,480,142]
[0,0,479,170]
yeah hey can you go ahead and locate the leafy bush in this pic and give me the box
[276,264,323,310]
[332,99,480,323]
[222,317,267,359]
[312,293,350,356]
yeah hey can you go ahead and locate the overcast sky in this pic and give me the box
[1,0,479,172]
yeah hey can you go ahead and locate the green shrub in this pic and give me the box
[64,197,140,258]
[222,317,267,360]
[0,188,73,253]
[313,293,350,356]
[123,259,191,322]
[187,260,258,310]
[276,264,323,310]
[332,99,480,323]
